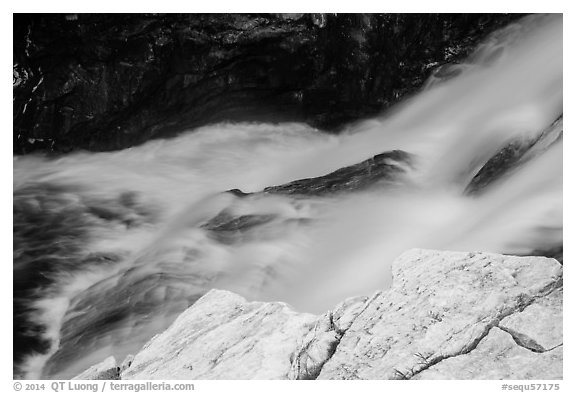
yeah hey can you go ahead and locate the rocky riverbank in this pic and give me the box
[74,248,563,380]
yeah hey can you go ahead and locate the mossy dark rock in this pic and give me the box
[14,13,522,154]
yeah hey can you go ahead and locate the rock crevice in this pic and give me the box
[402,280,562,380]
[496,327,562,354]
[288,294,371,380]
[72,249,562,380]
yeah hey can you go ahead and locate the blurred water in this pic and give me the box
[13,14,562,379]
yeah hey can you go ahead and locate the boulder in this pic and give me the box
[98,248,563,380]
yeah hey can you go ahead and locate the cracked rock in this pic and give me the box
[288,313,342,380]
[413,328,562,380]
[287,296,368,380]
[316,249,562,379]
[76,249,561,380]
[498,288,562,352]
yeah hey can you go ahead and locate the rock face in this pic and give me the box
[74,248,562,380]
[14,13,521,154]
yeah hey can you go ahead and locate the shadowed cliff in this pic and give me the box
[13,13,521,154]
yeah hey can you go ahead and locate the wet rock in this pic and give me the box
[263,150,411,196]
[466,116,563,195]
[14,14,522,154]
[202,212,276,240]
[201,150,411,244]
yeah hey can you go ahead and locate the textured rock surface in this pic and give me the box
[413,328,562,380]
[14,14,521,154]
[262,150,411,196]
[498,288,562,352]
[121,290,317,379]
[106,249,562,380]
[317,249,562,379]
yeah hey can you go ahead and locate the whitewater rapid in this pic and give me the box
[13,14,562,379]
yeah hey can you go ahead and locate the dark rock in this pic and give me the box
[202,212,294,244]
[202,212,276,237]
[201,150,411,245]
[13,13,523,154]
[466,116,563,195]
[464,116,563,263]
[263,150,411,196]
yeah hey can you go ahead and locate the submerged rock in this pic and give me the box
[13,184,158,378]
[201,150,411,244]
[466,116,563,195]
[74,248,562,380]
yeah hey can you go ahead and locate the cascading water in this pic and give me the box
[13,14,562,379]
